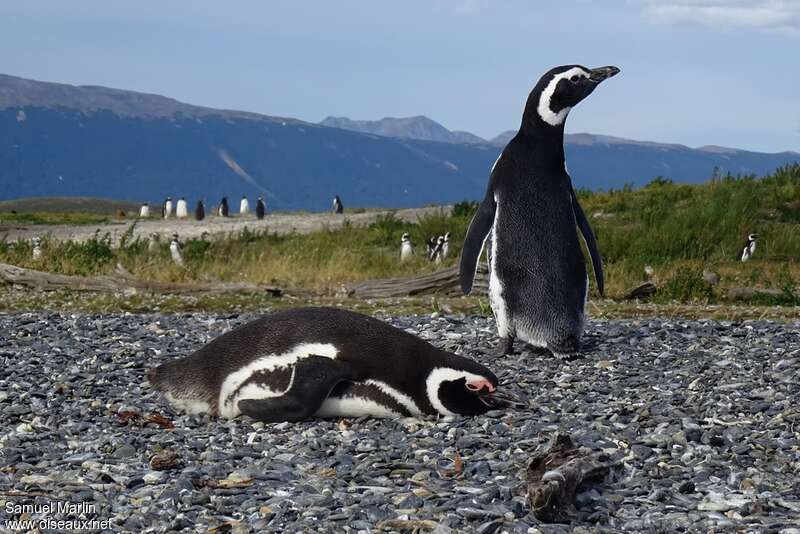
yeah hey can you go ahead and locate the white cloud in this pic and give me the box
[642,0,800,36]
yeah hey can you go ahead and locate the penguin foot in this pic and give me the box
[547,335,582,359]
[496,336,516,356]
[550,350,582,361]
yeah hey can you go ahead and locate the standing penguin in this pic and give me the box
[431,235,445,263]
[148,307,521,422]
[441,232,451,260]
[256,197,266,220]
[148,233,160,253]
[169,234,184,266]
[740,234,758,262]
[195,200,205,221]
[460,65,617,356]
[31,237,42,261]
[333,195,344,214]
[218,197,229,217]
[425,237,436,259]
[240,195,250,216]
[400,232,414,262]
[162,197,173,219]
[139,202,150,218]
[176,197,188,219]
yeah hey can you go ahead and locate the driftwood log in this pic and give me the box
[0,262,283,296]
[349,264,489,299]
[623,282,657,300]
[526,433,621,523]
[726,287,787,300]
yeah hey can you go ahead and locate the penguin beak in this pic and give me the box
[478,388,526,410]
[589,66,620,83]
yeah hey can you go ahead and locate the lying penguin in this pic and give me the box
[148,307,521,422]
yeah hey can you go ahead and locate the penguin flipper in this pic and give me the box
[237,356,353,423]
[459,193,496,294]
[569,187,605,296]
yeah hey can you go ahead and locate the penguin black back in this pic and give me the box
[195,200,205,221]
[256,197,266,220]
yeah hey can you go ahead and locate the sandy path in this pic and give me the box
[0,206,451,244]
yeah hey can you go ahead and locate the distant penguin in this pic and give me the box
[31,237,42,261]
[441,232,451,260]
[148,233,159,253]
[240,196,250,216]
[195,200,205,221]
[432,235,445,263]
[176,197,188,219]
[148,307,522,422]
[218,197,229,217]
[425,237,436,259]
[163,197,173,219]
[740,234,758,262]
[460,64,617,356]
[139,202,150,218]
[333,195,344,214]
[400,233,414,262]
[169,234,184,266]
[256,197,266,220]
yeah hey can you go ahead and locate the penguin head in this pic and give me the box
[443,232,450,242]
[427,365,522,416]
[437,235,444,244]
[748,233,758,241]
[401,232,411,243]
[525,65,619,129]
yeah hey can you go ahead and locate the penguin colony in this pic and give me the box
[142,195,268,220]
[149,65,762,423]
[400,232,451,263]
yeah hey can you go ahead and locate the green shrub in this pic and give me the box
[660,267,714,302]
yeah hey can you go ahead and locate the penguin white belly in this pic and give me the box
[165,393,211,415]
[315,379,422,418]
[315,395,399,418]
[176,201,188,218]
[400,243,413,261]
[218,342,339,419]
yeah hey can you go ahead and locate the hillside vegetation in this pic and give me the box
[1,165,798,305]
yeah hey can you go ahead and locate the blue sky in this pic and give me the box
[0,0,797,152]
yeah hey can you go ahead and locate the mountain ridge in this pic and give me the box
[1,72,798,209]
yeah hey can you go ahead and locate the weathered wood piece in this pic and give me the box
[623,282,657,300]
[726,287,786,300]
[0,262,282,296]
[350,264,490,298]
[525,433,621,523]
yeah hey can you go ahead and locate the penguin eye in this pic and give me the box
[569,75,580,83]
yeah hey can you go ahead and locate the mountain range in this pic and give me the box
[1,73,797,210]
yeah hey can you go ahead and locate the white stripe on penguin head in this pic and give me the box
[425,367,488,416]
[536,67,589,127]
